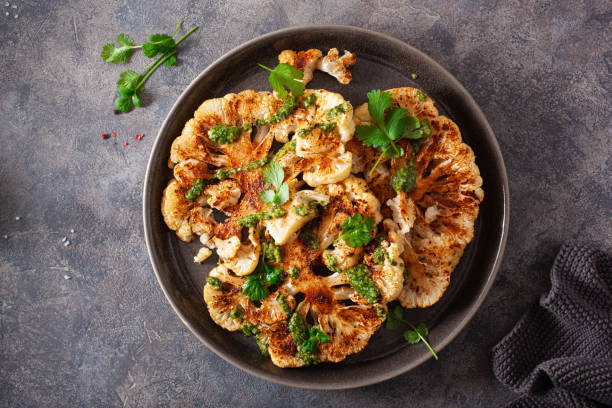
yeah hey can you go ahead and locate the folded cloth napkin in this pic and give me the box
[492,245,612,408]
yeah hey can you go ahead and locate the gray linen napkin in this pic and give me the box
[492,245,612,407]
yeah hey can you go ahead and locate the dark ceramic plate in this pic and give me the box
[143,25,509,389]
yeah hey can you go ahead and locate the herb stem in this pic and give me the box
[174,25,199,46]
[135,50,177,90]
[171,20,183,37]
[369,146,389,176]
[257,63,273,72]
[405,321,438,360]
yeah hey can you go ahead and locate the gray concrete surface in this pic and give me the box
[1,0,611,406]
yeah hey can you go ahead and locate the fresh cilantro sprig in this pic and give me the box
[385,305,438,359]
[356,90,431,175]
[339,214,375,247]
[260,161,290,206]
[101,21,198,113]
[258,63,305,99]
[242,252,283,301]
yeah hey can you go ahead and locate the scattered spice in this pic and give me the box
[61,236,67,242]
[63,275,71,280]
[3,235,7,239]
[15,216,20,220]
[64,241,70,246]
[111,131,116,137]
[70,229,75,233]
[411,73,418,79]
[101,133,109,139]
[124,142,129,146]
[135,133,144,141]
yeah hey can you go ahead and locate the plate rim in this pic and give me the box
[142,24,510,389]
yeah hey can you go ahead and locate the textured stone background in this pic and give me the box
[1,0,611,406]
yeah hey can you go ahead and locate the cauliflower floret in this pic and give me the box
[368,219,405,303]
[161,179,194,242]
[223,227,261,276]
[295,126,342,159]
[193,247,212,263]
[278,49,323,85]
[264,190,329,245]
[387,192,416,235]
[213,235,241,259]
[203,265,245,331]
[189,207,216,244]
[173,158,210,186]
[323,239,363,271]
[303,151,352,187]
[203,179,241,211]
[316,48,356,85]
[343,177,383,224]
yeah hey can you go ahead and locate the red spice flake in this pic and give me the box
[124,142,129,146]
[135,133,144,141]
[111,132,116,137]
[101,133,109,140]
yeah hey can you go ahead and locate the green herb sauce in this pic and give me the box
[257,96,299,126]
[242,322,259,336]
[324,254,342,274]
[293,200,322,217]
[287,266,300,280]
[416,90,427,102]
[214,157,269,180]
[206,276,223,290]
[390,161,417,193]
[278,294,292,316]
[255,336,270,356]
[271,139,297,162]
[185,178,215,202]
[230,306,245,321]
[208,123,249,144]
[298,222,318,249]
[303,93,317,109]
[288,313,317,365]
[345,264,380,304]
[263,240,282,263]
[237,207,286,227]
[326,102,349,120]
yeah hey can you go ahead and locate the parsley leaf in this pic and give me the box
[100,34,140,64]
[263,262,282,285]
[301,327,330,354]
[340,214,375,247]
[384,305,438,359]
[258,63,305,99]
[356,90,431,175]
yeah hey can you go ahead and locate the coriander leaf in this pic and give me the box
[116,33,134,47]
[385,108,408,140]
[142,33,176,58]
[132,93,141,107]
[115,95,133,113]
[415,322,429,337]
[242,270,269,301]
[262,161,284,190]
[401,116,422,139]
[314,328,329,344]
[383,143,404,159]
[356,125,389,150]
[165,55,177,67]
[340,213,375,247]
[101,34,139,64]
[117,70,140,89]
[275,182,290,206]
[263,262,282,285]
[117,85,135,97]
[259,189,276,204]
[385,305,404,330]
[366,89,393,128]
[403,329,421,344]
[259,63,305,99]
